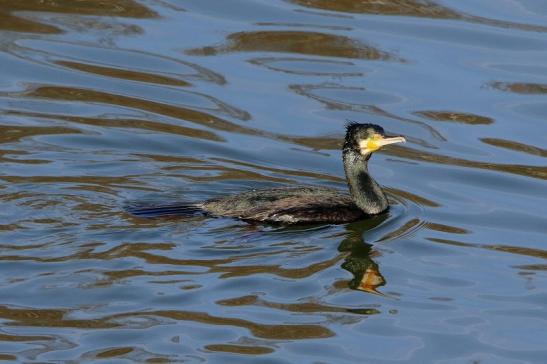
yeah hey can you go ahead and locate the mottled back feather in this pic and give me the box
[203,186,366,223]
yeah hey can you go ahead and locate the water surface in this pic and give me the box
[0,0,546,362]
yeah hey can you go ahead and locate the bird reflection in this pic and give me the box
[338,215,388,294]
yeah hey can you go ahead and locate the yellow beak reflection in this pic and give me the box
[357,266,386,295]
[359,134,406,154]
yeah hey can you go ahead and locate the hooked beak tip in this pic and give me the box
[378,136,406,146]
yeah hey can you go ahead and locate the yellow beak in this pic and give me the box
[359,135,406,154]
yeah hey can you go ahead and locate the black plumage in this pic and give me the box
[127,123,405,224]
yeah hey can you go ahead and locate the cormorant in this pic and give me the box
[128,123,405,224]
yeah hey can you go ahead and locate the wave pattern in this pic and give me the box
[0,0,545,362]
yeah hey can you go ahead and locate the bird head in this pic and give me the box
[344,122,405,157]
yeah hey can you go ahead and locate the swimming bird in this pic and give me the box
[127,123,405,224]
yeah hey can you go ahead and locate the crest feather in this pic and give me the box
[345,119,361,132]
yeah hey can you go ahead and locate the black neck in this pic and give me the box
[343,150,388,215]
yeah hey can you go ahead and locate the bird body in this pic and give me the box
[202,186,365,223]
[127,123,405,224]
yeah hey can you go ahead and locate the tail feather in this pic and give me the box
[125,202,204,218]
